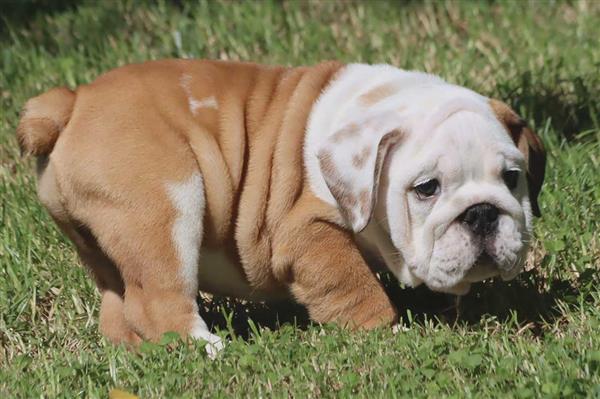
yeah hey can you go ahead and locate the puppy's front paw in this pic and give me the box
[354,302,398,330]
[345,293,398,330]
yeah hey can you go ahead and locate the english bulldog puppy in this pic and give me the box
[17,60,545,356]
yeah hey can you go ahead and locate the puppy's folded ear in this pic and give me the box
[316,111,403,232]
[490,99,546,216]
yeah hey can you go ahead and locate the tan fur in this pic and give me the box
[359,83,398,105]
[489,99,546,216]
[331,122,360,143]
[17,87,76,155]
[352,146,371,168]
[19,60,397,345]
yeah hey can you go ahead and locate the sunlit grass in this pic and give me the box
[1,1,599,397]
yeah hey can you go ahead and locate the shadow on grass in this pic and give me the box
[495,68,599,142]
[198,266,594,340]
[0,0,81,35]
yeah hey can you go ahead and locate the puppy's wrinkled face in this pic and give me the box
[307,67,545,296]
[382,109,532,295]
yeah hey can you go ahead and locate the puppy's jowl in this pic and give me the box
[17,60,545,355]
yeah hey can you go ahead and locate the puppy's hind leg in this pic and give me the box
[54,159,222,355]
[112,171,223,357]
[101,171,222,357]
[60,224,142,346]
[162,172,224,356]
[37,160,141,346]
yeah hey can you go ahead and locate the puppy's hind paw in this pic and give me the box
[392,324,410,335]
[190,316,225,359]
[204,335,225,360]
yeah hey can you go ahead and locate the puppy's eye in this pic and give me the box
[502,169,520,190]
[414,179,440,199]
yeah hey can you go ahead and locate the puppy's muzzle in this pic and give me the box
[459,203,499,236]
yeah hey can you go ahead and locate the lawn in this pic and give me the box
[1,0,599,397]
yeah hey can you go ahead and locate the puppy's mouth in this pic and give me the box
[441,249,519,296]
[467,245,522,283]
[467,213,526,282]
[476,251,495,266]
[464,251,499,282]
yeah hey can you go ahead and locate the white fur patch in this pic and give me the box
[305,63,534,293]
[190,313,225,359]
[305,64,446,208]
[179,74,218,115]
[489,215,526,279]
[191,96,218,111]
[427,223,481,289]
[166,173,225,358]
[165,172,204,296]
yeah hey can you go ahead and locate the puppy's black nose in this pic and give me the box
[460,203,499,236]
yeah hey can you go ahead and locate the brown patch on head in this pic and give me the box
[489,99,524,143]
[359,84,398,106]
[489,99,546,217]
[331,123,360,143]
[352,146,371,169]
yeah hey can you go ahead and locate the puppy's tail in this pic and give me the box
[16,87,76,156]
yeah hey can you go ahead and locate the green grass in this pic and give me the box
[1,0,599,397]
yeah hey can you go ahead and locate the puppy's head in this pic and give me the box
[313,85,545,295]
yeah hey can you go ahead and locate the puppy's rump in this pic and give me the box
[17,87,76,156]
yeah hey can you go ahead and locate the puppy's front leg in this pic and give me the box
[281,221,397,329]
